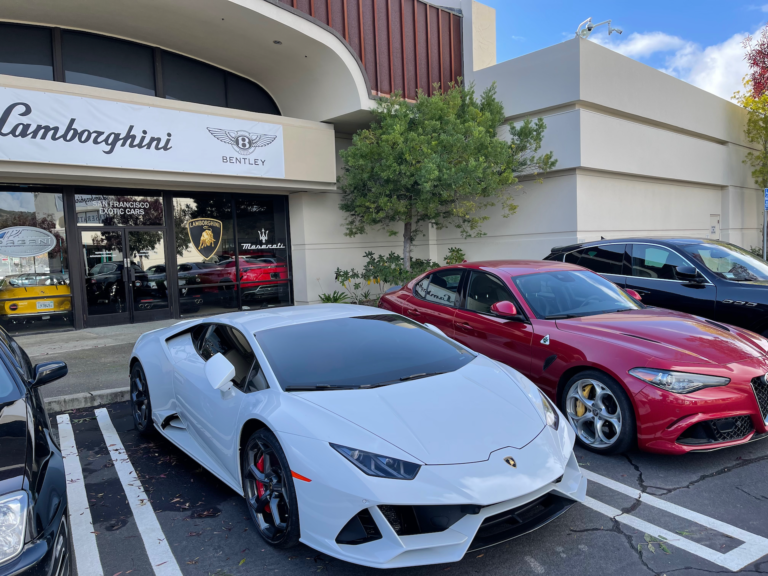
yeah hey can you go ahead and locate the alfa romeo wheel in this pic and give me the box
[562,370,635,455]
[242,429,300,548]
[130,362,153,435]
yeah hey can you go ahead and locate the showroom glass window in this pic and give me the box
[173,194,235,317]
[62,31,155,96]
[0,186,71,335]
[235,196,291,310]
[0,23,54,81]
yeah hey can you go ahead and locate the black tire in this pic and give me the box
[241,428,300,548]
[560,369,636,455]
[130,362,153,436]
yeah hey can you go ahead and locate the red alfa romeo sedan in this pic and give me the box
[379,260,768,455]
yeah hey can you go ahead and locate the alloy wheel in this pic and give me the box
[130,367,150,431]
[565,378,622,448]
[244,439,291,543]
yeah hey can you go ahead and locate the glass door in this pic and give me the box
[128,230,171,323]
[81,229,130,326]
[80,228,171,326]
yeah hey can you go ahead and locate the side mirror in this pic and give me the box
[205,353,236,392]
[625,289,642,301]
[31,361,67,388]
[676,265,705,284]
[491,301,522,319]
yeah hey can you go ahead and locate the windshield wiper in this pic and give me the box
[284,385,361,392]
[545,313,581,319]
[399,371,446,382]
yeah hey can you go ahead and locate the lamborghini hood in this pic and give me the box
[295,356,545,465]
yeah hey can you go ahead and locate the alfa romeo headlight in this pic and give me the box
[629,368,730,394]
[331,444,420,480]
[0,491,28,564]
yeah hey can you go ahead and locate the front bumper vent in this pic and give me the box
[678,416,754,445]
[468,493,574,552]
[336,509,382,545]
[752,376,768,422]
[378,504,481,536]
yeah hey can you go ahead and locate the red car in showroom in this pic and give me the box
[379,260,768,455]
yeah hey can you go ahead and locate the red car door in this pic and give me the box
[452,270,534,377]
[403,268,464,337]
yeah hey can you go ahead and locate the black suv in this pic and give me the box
[0,328,70,575]
[545,238,768,336]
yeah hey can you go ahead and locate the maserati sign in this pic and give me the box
[0,87,285,178]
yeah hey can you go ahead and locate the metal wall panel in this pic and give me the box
[278,0,462,97]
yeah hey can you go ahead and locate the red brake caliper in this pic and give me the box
[255,455,271,513]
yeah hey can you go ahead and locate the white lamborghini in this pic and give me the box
[129,304,586,568]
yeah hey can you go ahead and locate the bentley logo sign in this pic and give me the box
[187,218,223,260]
[207,128,277,156]
[503,456,517,468]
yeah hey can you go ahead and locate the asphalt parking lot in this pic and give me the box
[52,401,768,576]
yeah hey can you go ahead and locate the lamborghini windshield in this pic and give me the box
[514,270,641,319]
[254,314,475,390]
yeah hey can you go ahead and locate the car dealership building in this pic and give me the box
[0,0,758,334]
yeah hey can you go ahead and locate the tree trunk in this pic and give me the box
[403,220,412,271]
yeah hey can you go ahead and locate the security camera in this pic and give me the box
[576,17,623,39]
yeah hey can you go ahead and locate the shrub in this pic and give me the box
[318,290,350,303]
[444,247,466,265]
[335,251,438,304]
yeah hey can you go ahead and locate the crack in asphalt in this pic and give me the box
[570,519,655,574]
[736,486,768,502]
[620,453,768,496]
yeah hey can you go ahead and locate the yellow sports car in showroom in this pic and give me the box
[0,273,71,327]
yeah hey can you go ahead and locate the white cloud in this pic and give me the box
[594,31,688,59]
[592,29,750,100]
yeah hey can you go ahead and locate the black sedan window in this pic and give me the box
[682,242,768,281]
[514,271,641,319]
[254,315,475,390]
[0,363,16,403]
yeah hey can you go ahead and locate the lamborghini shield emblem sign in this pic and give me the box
[187,218,223,260]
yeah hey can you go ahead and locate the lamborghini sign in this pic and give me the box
[187,218,223,260]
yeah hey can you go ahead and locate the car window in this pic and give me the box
[423,269,462,307]
[0,333,33,382]
[465,271,515,315]
[102,263,117,274]
[414,275,430,299]
[564,250,582,265]
[514,270,641,319]
[577,245,626,275]
[254,314,475,390]
[682,242,768,281]
[631,245,688,280]
[0,362,17,403]
[199,325,256,391]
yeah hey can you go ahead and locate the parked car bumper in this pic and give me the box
[633,356,768,454]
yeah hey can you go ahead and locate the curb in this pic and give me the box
[44,387,130,413]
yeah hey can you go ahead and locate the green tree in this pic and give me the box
[338,82,556,270]
[734,79,768,189]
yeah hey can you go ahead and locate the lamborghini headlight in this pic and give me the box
[540,391,560,430]
[0,491,28,564]
[629,368,730,394]
[331,444,421,480]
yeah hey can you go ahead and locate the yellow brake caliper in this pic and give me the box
[576,384,593,417]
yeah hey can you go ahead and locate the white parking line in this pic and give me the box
[582,469,768,571]
[57,414,104,576]
[95,408,183,576]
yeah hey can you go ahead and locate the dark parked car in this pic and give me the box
[0,328,70,575]
[544,238,768,336]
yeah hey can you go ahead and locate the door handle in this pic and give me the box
[406,308,421,316]
[454,321,472,331]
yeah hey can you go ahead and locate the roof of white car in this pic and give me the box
[208,304,398,333]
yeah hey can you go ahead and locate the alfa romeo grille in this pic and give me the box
[709,416,754,443]
[752,376,768,422]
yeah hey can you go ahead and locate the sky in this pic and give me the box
[480,0,767,100]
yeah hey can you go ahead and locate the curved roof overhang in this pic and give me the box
[0,0,375,123]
